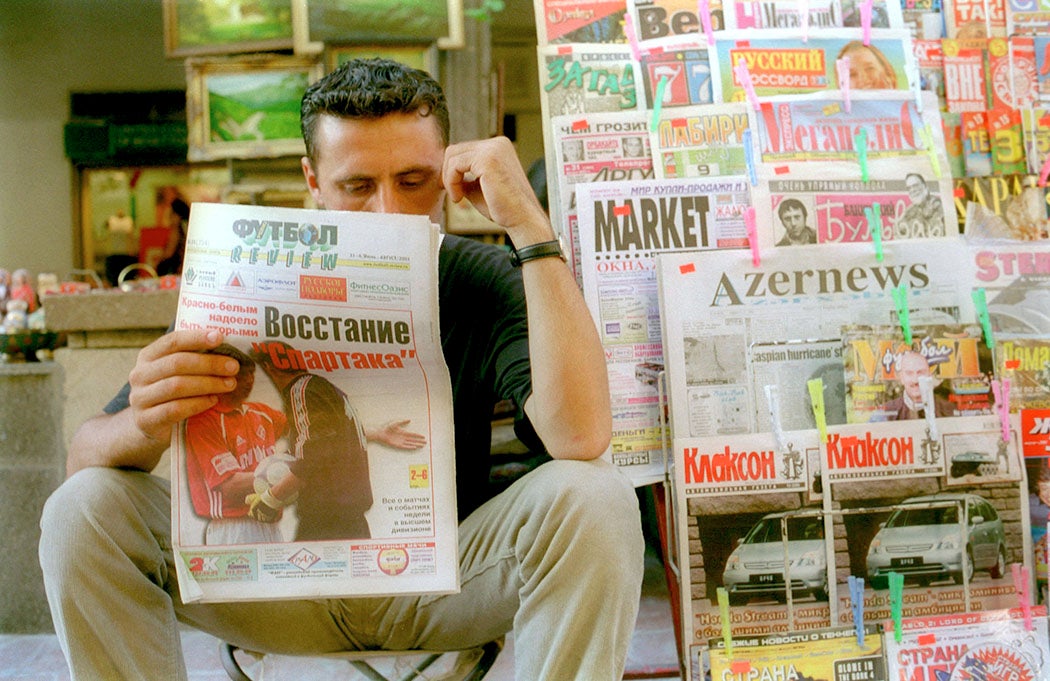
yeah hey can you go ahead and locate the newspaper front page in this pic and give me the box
[577,176,750,484]
[171,203,458,602]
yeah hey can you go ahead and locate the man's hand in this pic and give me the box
[366,419,427,450]
[442,137,551,247]
[66,329,241,476]
[245,490,283,523]
[127,330,240,442]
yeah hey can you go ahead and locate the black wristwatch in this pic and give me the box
[509,237,567,267]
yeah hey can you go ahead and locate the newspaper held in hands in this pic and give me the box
[171,202,458,603]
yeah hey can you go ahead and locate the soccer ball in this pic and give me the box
[253,453,298,503]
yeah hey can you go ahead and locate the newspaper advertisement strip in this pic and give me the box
[550,111,655,285]
[649,101,753,179]
[655,239,974,439]
[706,626,884,681]
[883,607,1049,681]
[756,159,957,250]
[577,176,750,483]
[171,203,458,602]
[720,0,903,31]
[710,29,918,102]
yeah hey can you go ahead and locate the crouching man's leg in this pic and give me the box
[39,467,355,680]
[366,458,645,680]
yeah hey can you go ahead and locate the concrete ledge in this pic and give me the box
[43,289,178,332]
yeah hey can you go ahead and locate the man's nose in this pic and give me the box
[369,185,403,214]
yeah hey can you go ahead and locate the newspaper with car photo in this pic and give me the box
[170,202,459,603]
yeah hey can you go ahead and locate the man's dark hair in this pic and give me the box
[300,58,450,164]
[777,198,808,221]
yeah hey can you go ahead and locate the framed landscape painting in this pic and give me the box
[186,55,324,161]
[326,44,439,77]
[164,0,294,57]
[293,0,464,54]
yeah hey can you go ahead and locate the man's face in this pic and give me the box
[898,352,931,402]
[623,136,644,157]
[302,112,447,222]
[906,176,928,204]
[780,206,807,238]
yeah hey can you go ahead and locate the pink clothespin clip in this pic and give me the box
[799,0,810,42]
[860,0,873,45]
[745,207,759,265]
[735,58,761,110]
[991,378,1011,442]
[624,12,643,61]
[1011,563,1033,631]
[1039,154,1050,188]
[699,0,715,45]
[836,58,851,112]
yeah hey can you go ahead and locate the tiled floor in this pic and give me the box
[0,547,681,680]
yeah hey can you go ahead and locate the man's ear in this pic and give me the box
[301,156,323,206]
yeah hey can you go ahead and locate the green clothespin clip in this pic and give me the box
[889,572,904,642]
[717,587,733,659]
[864,203,883,262]
[808,378,828,443]
[972,288,994,349]
[855,129,869,182]
[650,76,669,133]
[892,284,912,344]
[918,123,942,179]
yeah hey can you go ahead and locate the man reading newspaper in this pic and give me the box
[39,59,644,680]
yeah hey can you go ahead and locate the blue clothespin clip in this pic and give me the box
[855,129,869,182]
[889,572,904,642]
[848,575,865,647]
[892,284,912,345]
[864,203,883,261]
[972,288,994,349]
[743,128,758,186]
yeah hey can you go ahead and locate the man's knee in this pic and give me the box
[528,460,643,542]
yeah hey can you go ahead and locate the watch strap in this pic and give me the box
[509,239,565,267]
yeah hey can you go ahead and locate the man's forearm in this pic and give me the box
[67,410,169,477]
[520,256,612,460]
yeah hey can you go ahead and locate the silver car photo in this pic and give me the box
[722,511,828,605]
[866,492,1008,588]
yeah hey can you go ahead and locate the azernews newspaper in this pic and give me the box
[170,203,458,603]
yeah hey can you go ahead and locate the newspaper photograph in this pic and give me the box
[841,323,995,424]
[750,91,946,166]
[968,238,1050,336]
[655,239,975,439]
[170,203,459,602]
[533,0,627,45]
[649,101,753,180]
[637,35,715,110]
[998,338,1050,409]
[957,175,1050,239]
[883,608,1049,681]
[549,111,654,284]
[902,0,946,40]
[749,339,850,431]
[670,415,1031,675]
[720,0,902,31]
[576,176,750,483]
[709,30,917,102]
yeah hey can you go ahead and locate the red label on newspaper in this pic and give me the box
[1021,409,1050,458]
[300,275,347,302]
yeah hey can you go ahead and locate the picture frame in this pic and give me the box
[325,44,439,77]
[186,55,324,162]
[292,0,464,55]
[163,0,295,58]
